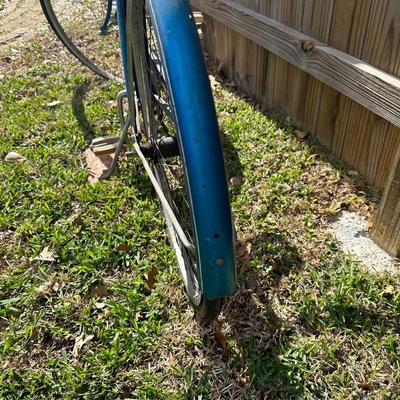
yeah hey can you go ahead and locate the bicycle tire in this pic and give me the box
[125,0,235,320]
[40,0,123,83]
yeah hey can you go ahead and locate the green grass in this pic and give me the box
[0,34,399,399]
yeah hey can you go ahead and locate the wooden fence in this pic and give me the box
[191,0,400,257]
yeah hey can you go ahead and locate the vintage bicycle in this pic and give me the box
[40,0,236,320]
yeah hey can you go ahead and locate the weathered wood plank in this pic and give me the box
[372,144,400,256]
[191,0,400,128]
[374,125,400,188]
[301,0,336,147]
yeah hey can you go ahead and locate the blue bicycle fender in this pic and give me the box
[148,0,236,298]
[116,0,128,87]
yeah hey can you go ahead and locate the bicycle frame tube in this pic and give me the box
[116,0,129,88]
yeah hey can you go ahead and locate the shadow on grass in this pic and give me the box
[182,234,307,398]
[221,128,244,192]
[226,233,305,398]
[187,236,399,398]
[216,75,381,206]
[72,82,96,142]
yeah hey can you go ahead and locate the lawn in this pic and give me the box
[0,24,399,400]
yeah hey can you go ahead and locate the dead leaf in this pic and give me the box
[72,333,94,358]
[294,129,308,140]
[33,246,56,262]
[146,266,157,290]
[230,176,242,186]
[358,382,373,391]
[115,244,132,252]
[85,148,115,184]
[239,263,248,276]
[237,242,252,260]
[238,242,252,276]
[5,151,26,162]
[46,100,61,108]
[91,282,109,297]
[214,320,229,355]
[245,271,258,290]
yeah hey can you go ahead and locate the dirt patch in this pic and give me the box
[0,0,46,50]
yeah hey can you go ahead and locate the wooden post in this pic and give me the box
[372,146,400,257]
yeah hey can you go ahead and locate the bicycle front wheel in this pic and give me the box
[40,0,123,82]
[126,0,236,320]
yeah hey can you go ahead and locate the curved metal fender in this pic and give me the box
[148,0,236,298]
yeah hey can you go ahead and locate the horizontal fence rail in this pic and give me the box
[192,0,400,128]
